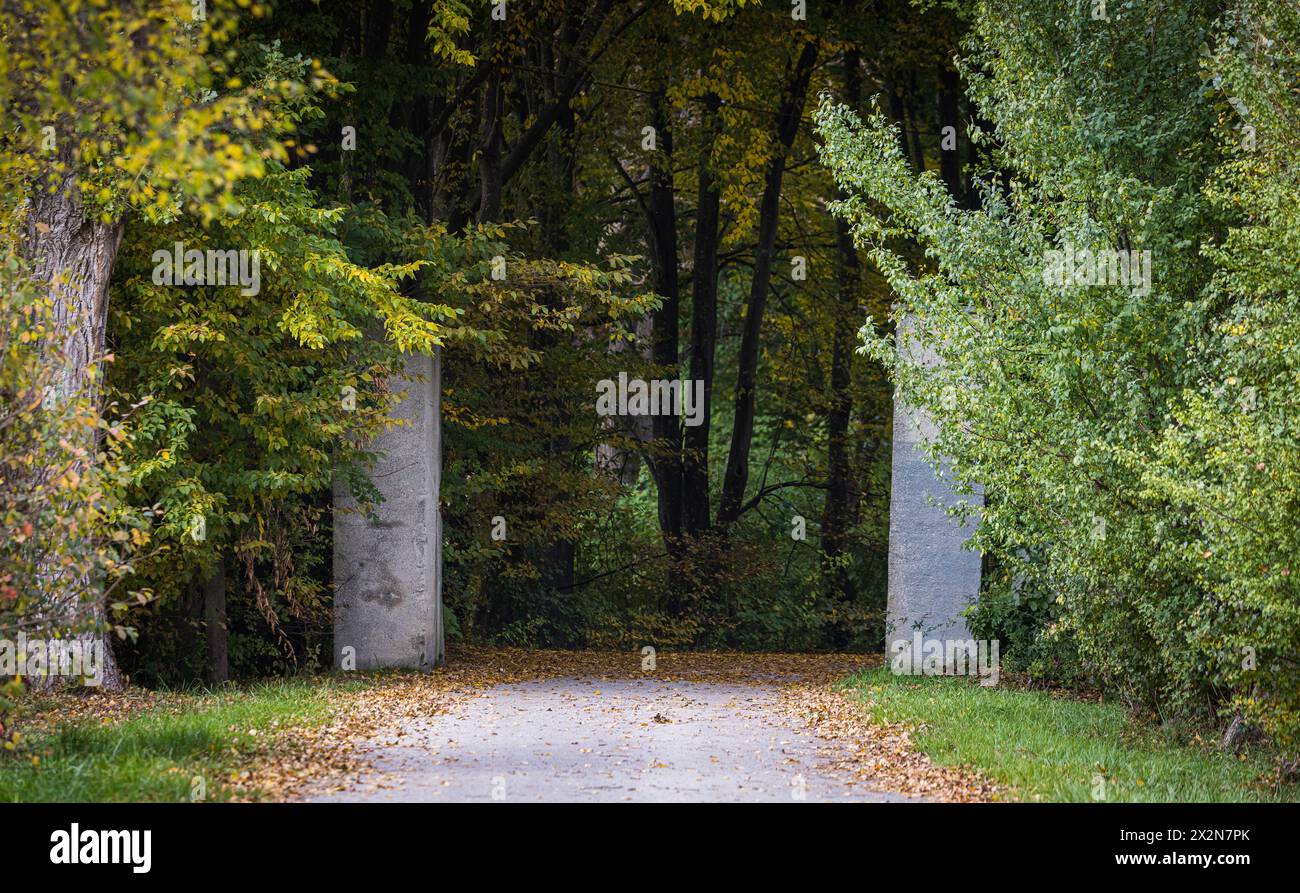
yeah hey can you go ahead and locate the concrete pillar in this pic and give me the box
[886,315,982,665]
[334,349,444,669]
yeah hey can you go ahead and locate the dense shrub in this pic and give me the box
[818,0,1300,760]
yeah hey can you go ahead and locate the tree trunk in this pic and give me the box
[717,42,818,527]
[20,162,126,690]
[646,89,684,551]
[204,559,229,685]
[821,49,862,628]
[596,315,653,484]
[683,92,722,537]
[537,90,579,597]
[635,88,690,609]
[887,78,924,174]
[938,64,963,203]
[21,171,124,403]
[477,69,505,224]
[902,71,928,173]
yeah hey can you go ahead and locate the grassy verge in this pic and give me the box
[0,678,365,802]
[844,668,1300,803]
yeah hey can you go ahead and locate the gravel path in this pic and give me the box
[308,676,915,803]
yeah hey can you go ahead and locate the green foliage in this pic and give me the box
[818,0,1300,761]
[108,160,447,679]
[1,1,338,693]
[0,678,362,801]
[238,0,945,654]
[967,566,1085,686]
[846,668,1299,802]
[0,0,312,233]
[1141,0,1300,756]
[0,255,150,745]
[1,255,149,638]
[432,227,664,646]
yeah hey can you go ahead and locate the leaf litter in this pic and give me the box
[251,647,998,802]
[13,647,998,802]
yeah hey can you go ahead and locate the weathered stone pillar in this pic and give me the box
[886,315,981,665]
[334,349,444,669]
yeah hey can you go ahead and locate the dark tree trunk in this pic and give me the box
[717,41,818,527]
[364,0,395,60]
[445,0,613,231]
[204,559,229,685]
[542,541,577,597]
[821,49,862,624]
[446,84,483,233]
[538,78,579,595]
[397,1,435,222]
[902,71,928,173]
[683,92,722,537]
[646,89,684,550]
[477,69,505,224]
[887,78,924,173]
[938,64,962,201]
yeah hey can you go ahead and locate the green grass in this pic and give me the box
[844,668,1300,802]
[0,678,364,802]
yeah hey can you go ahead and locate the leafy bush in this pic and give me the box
[1140,0,1300,758]
[818,0,1300,762]
[968,565,1085,687]
[108,164,442,683]
[1,253,150,744]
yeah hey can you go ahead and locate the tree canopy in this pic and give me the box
[2,0,1298,772]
